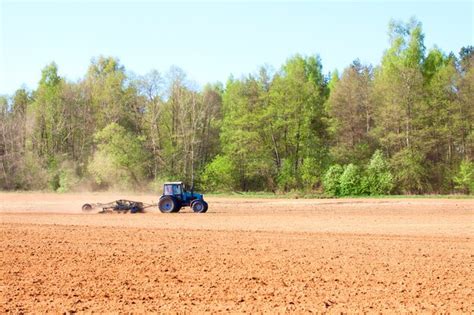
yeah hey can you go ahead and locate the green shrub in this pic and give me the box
[322,164,344,196]
[339,163,362,196]
[363,150,394,195]
[453,159,474,194]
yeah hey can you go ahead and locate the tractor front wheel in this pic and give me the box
[158,196,180,213]
[192,200,207,213]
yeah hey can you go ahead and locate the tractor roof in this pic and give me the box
[164,181,183,185]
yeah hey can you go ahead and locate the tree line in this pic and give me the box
[1,18,473,194]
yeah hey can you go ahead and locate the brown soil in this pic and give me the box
[1,193,473,313]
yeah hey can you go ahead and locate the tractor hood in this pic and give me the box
[192,192,204,200]
[184,191,204,200]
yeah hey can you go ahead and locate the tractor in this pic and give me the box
[158,182,208,213]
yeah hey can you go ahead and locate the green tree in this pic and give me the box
[422,54,459,191]
[201,155,236,191]
[326,60,374,164]
[159,68,223,186]
[459,46,473,72]
[277,159,297,190]
[455,47,474,161]
[268,55,329,190]
[423,47,447,81]
[391,149,427,193]
[88,123,150,188]
[30,62,64,162]
[27,62,70,189]
[372,18,429,193]
[0,89,36,189]
[86,56,140,131]
[220,75,272,191]
[373,18,425,152]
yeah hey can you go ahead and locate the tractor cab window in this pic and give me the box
[164,185,173,195]
[173,185,182,195]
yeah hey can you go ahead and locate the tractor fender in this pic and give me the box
[159,194,180,204]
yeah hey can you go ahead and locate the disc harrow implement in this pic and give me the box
[81,199,155,214]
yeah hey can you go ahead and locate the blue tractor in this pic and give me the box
[158,182,208,213]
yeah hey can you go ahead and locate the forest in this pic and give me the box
[1,18,473,195]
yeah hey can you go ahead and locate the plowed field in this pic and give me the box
[1,193,473,313]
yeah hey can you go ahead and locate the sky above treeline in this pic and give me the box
[0,1,472,95]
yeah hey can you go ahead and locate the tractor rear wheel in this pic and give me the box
[172,204,182,213]
[158,196,179,213]
[192,200,207,213]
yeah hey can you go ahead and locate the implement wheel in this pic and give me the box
[82,203,93,212]
[158,196,180,213]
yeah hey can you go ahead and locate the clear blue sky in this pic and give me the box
[0,1,472,95]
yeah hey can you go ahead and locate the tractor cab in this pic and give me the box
[159,181,208,213]
[163,182,184,198]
